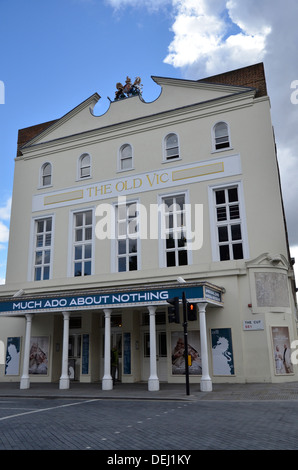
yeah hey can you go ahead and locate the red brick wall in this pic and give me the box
[198,62,267,98]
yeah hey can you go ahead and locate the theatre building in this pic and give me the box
[0,63,297,391]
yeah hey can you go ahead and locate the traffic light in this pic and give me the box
[187,302,197,321]
[167,297,180,323]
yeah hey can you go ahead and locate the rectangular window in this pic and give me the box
[214,186,244,261]
[116,201,139,272]
[34,217,52,281]
[73,210,93,276]
[162,194,188,267]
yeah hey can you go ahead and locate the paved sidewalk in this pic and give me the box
[0,380,298,401]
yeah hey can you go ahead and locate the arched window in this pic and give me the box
[213,122,230,150]
[164,133,179,160]
[79,153,91,179]
[41,162,52,187]
[119,144,133,170]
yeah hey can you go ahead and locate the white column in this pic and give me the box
[102,308,113,390]
[59,311,70,389]
[20,314,34,389]
[198,302,212,392]
[148,305,159,391]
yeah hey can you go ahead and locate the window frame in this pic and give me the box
[118,143,134,172]
[78,153,91,180]
[158,191,191,268]
[208,181,249,262]
[29,215,54,282]
[143,331,167,358]
[163,132,180,162]
[113,199,140,273]
[212,121,231,152]
[40,162,52,188]
[69,208,95,277]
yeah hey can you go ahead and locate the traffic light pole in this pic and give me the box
[182,291,190,396]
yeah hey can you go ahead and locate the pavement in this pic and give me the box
[0,380,298,401]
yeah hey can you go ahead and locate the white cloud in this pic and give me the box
[164,0,271,75]
[278,146,298,246]
[0,197,11,221]
[226,0,272,36]
[0,198,11,247]
[165,8,225,68]
[0,278,5,285]
[0,222,9,245]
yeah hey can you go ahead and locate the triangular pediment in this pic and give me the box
[20,93,100,152]
[19,76,256,153]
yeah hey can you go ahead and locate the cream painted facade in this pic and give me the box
[0,64,297,391]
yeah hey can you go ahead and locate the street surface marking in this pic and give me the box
[0,399,100,422]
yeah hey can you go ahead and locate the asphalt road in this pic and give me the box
[0,396,297,453]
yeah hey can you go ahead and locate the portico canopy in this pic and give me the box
[0,281,224,316]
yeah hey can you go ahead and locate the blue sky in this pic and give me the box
[1,0,298,283]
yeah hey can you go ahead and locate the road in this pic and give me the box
[0,396,297,452]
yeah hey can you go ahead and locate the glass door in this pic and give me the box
[69,334,81,380]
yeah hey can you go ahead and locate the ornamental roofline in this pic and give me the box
[16,63,266,156]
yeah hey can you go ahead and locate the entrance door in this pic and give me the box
[111,331,122,382]
[142,331,167,381]
[69,334,81,380]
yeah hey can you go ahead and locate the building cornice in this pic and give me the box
[151,75,254,95]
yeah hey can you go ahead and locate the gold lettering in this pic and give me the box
[146,173,168,187]
[160,172,169,183]
[146,174,155,187]
[105,184,112,194]
[133,178,142,189]
[86,184,113,198]
[124,180,132,191]
[116,181,125,192]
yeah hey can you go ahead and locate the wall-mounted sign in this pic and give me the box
[0,284,223,315]
[204,286,222,303]
[243,320,264,331]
